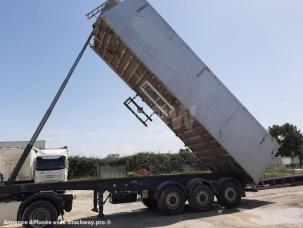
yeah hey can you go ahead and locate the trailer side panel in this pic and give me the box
[92,0,279,183]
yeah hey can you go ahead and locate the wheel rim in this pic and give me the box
[224,186,237,203]
[196,190,210,207]
[28,208,51,228]
[165,192,181,209]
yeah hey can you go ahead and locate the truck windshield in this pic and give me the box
[36,156,66,171]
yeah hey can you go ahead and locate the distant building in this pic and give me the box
[106,154,120,159]
[268,156,300,169]
[0,141,46,150]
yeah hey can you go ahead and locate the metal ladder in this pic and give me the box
[86,0,119,20]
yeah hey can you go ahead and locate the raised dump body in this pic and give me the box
[91,0,279,184]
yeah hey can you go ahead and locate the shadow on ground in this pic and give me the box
[59,199,272,228]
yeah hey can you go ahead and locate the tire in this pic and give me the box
[21,200,58,228]
[157,186,185,215]
[188,183,214,212]
[142,198,158,210]
[217,181,242,208]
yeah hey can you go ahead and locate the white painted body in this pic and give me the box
[99,0,279,183]
[34,148,68,183]
[0,148,38,182]
[0,147,68,183]
[34,169,67,183]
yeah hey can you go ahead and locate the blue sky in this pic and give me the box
[0,0,302,157]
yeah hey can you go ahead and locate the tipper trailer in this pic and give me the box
[90,0,279,184]
[0,0,279,226]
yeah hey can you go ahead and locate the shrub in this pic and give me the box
[68,149,207,180]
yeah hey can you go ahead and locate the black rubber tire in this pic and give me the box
[188,183,214,212]
[217,181,242,208]
[142,198,158,210]
[157,186,185,215]
[21,200,58,228]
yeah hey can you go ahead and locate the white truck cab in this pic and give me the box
[0,146,68,183]
[34,148,68,183]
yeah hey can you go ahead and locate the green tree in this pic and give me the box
[269,123,303,167]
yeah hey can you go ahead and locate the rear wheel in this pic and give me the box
[217,181,242,208]
[157,186,185,215]
[142,197,157,210]
[189,183,214,212]
[21,200,58,228]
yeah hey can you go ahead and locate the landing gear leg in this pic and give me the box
[92,190,98,212]
[98,191,104,218]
